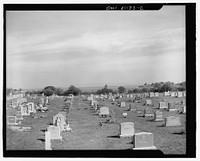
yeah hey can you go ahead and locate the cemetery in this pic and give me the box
[6,91,186,154]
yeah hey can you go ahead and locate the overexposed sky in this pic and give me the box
[6,6,185,89]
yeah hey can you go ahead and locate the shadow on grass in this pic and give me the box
[40,129,46,132]
[37,138,45,142]
[156,124,165,127]
[107,135,120,138]
[127,141,133,144]
[146,119,154,122]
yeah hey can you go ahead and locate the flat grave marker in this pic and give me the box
[7,116,18,125]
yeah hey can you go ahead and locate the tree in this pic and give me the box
[118,86,126,93]
[43,86,56,96]
[54,87,64,96]
[65,85,81,96]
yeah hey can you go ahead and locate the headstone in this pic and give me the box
[168,102,175,110]
[154,92,159,97]
[164,91,170,96]
[133,132,156,149]
[170,92,175,97]
[47,126,62,140]
[149,92,154,98]
[154,111,164,122]
[183,106,186,113]
[144,108,154,118]
[99,107,109,117]
[7,116,17,125]
[165,116,182,127]
[40,97,44,105]
[120,122,135,137]
[146,100,152,106]
[120,102,126,107]
[27,102,35,113]
[182,100,186,105]
[177,92,183,98]
[45,131,52,150]
[16,111,23,120]
[137,110,145,117]
[53,113,66,132]
[159,102,168,110]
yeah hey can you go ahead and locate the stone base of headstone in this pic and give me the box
[169,109,177,112]
[154,118,164,122]
[159,107,168,111]
[145,114,154,118]
[133,146,157,150]
[167,126,185,134]
[137,111,144,117]
[119,134,134,138]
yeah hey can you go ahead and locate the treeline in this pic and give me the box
[7,81,186,97]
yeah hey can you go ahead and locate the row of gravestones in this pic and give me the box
[119,100,186,114]
[45,105,73,150]
[120,116,185,150]
[120,122,156,149]
[145,99,186,114]
[7,102,36,126]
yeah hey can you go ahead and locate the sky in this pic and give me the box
[6,6,185,89]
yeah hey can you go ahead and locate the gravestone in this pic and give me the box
[154,111,164,122]
[16,111,23,120]
[159,102,168,110]
[45,131,52,150]
[146,100,152,106]
[164,91,170,96]
[27,102,36,113]
[183,106,186,113]
[40,97,45,105]
[170,92,175,97]
[144,108,154,118]
[53,113,66,132]
[182,100,186,105]
[165,116,182,127]
[21,105,30,116]
[47,126,62,140]
[99,107,109,117]
[168,102,175,110]
[7,116,17,125]
[136,110,145,117]
[120,102,126,107]
[133,132,156,149]
[120,122,135,137]
[149,92,154,98]
[154,92,159,97]
[177,92,183,98]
